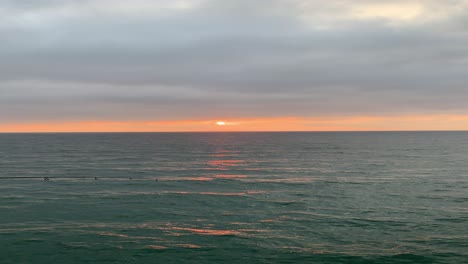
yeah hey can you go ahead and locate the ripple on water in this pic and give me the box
[163,227,242,236]
[165,190,267,196]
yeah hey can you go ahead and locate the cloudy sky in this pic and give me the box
[1,0,468,131]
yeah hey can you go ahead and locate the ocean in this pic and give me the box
[0,132,467,263]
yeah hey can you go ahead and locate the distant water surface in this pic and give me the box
[0,132,467,263]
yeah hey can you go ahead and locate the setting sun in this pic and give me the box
[216,121,226,126]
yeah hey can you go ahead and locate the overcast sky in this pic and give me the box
[1,0,468,123]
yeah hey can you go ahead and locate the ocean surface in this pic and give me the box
[0,132,467,263]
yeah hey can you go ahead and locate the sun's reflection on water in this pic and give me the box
[205,147,249,179]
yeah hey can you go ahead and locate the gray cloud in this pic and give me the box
[1,0,468,122]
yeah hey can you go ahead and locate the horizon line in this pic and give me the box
[1,130,468,134]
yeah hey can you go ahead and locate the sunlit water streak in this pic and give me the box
[1,132,468,263]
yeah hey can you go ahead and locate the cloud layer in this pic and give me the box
[1,0,468,122]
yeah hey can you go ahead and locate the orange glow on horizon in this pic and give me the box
[2,115,468,133]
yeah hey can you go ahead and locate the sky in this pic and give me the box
[1,0,468,132]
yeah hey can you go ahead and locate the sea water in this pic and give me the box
[0,132,467,263]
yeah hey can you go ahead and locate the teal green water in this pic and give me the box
[1,132,467,263]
